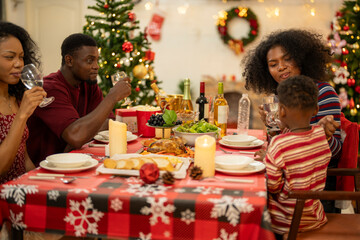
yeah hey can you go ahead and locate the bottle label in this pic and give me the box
[204,103,209,118]
[217,105,227,124]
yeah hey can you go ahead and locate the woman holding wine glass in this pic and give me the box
[242,29,342,214]
[0,21,47,184]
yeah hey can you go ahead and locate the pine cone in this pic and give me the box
[190,165,203,180]
[162,171,175,185]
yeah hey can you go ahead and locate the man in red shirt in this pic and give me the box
[27,33,131,166]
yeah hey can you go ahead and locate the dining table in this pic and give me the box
[0,129,275,240]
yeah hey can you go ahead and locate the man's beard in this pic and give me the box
[84,78,98,85]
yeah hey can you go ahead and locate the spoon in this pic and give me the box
[60,177,76,184]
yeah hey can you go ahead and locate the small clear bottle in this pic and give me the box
[237,93,250,135]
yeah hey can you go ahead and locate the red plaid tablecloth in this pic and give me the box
[0,130,275,239]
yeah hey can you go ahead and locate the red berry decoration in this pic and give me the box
[348,78,356,87]
[342,48,349,55]
[116,63,121,68]
[122,41,133,53]
[104,4,109,9]
[251,30,257,35]
[135,86,140,92]
[343,25,350,31]
[140,163,159,184]
[355,86,360,94]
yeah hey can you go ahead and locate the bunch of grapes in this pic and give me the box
[148,114,165,126]
[147,114,182,127]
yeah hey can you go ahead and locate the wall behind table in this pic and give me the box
[5,0,343,128]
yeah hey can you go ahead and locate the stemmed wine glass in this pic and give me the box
[111,71,133,106]
[262,95,281,131]
[20,64,55,107]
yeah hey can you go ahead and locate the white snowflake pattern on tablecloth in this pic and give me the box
[193,186,223,195]
[164,231,170,238]
[9,210,27,230]
[110,198,123,212]
[213,228,238,240]
[68,188,95,194]
[0,184,38,207]
[181,209,195,225]
[126,177,142,184]
[140,197,175,226]
[208,196,254,226]
[124,183,170,197]
[64,197,104,237]
[139,232,152,240]
[47,190,60,201]
[256,191,267,198]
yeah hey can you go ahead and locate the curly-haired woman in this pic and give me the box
[242,29,342,214]
[0,21,46,184]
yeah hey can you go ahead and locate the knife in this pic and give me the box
[36,173,90,178]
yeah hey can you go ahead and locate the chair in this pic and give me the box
[286,168,360,240]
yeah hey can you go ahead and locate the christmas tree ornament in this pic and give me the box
[342,48,349,55]
[339,87,349,109]
[162,171,175,185]
[343,25,350,31]
[145,50,155,61]
[350,108,357,116]
[147,11,165,41]
[122,41,134,53]
[132,64,148,79]
[104,4,109,9]
[354,4,360,13]
[216,6,258,54]
[189,165,203,180]
[347,78,356,87]
[349,98,355,109]
[328,32,347,55]
[135,86,140,92]
[139,163,159,184]
[356,86,360,94]
[128,12,136,21]
[116,63,121,68]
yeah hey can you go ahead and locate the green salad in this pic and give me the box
[176,119,219,133]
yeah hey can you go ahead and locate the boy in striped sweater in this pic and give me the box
[264,76,332,238]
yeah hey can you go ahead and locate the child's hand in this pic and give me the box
[254,149,266,161]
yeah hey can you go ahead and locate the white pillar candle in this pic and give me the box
[109,119,127,157]
[194,135,216,178]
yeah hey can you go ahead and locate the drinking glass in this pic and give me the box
[111,71,133,106]
[20,64,55,107]
[262,95,281,130]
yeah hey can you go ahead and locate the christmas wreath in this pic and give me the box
[217,6,259,54]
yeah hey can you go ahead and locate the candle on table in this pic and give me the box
[109,119,127,157]
[194,135,216,178]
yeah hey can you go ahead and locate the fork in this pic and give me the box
[219,148,255,155]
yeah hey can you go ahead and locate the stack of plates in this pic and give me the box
[94,130,137,143]
[219,134,264,149]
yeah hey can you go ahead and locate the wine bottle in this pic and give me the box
[150,82,167,109]
[196,82,209,122]
[214,82,228,137]
[179,78,193,112]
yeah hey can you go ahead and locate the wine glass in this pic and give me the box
[262,95,281,131]
[111,71,133,106]
[20,64,55,107]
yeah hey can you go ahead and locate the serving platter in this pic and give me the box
[96,153,191,179]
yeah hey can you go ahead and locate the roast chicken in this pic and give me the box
[147,136,186,155]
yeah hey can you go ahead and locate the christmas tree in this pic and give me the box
[328,0,360,122]
[83,0,159,107]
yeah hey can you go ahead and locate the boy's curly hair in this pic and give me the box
[277,75,319,110]
[0,21,41,101]
[242,29,331,95]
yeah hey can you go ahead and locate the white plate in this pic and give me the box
[219,139,264,149]
[94,133,138,143]
[215,155,254,170]
[46,153,92,168]
[96,153,191,179]
[215,161,265,175]
[39,159,98,173]
[222,135,257,145]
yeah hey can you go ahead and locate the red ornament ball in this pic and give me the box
[342,48,349,55]
[135,87,140,92]
[251,30,257,36]
[348,78,356,87]
[116,63,121,68]
[122,42,133,53]
[355,86,360,94]
[343,25,350,31]
[104,4,109,9]
[139,163,159,184]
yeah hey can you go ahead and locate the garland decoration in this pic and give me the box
[217,6,259,55]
